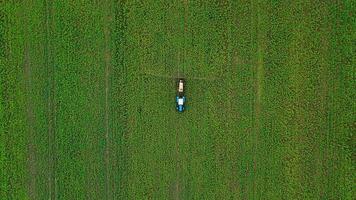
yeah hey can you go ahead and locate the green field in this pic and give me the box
[0,1,354,199]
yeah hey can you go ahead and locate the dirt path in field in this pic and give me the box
[182,0,189,75]
[44,0,56,199]
[252,45,263,200]
[173,122,182,200]
[170,1,190,199]
[251,1,264,198]
[103,1,112,199]
[23,38,38,200]
[21,2,40,198]
[173,1,190,199]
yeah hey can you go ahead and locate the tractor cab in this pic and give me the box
[176,79,186,112]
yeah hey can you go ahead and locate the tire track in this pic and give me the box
[170,2,181,200]
[222,1,243,197]
[114,1,128,198]
[168,1,189,199]
[44,0,56,199]
[172,1,189,199]
[22,2,38,199]
[23,42,39,200]
[182,0,189,76]
[251,0,265,198]
[103,1,113,199]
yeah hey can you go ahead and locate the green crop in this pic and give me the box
[0,0,354,199]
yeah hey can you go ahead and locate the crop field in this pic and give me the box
[0,0,354,199]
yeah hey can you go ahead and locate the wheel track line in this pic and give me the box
[103,0,112,199]
[183,0,189,76]
[171,1,190,199]
[223,1,243,196]
[173,2,182,199]
[44,0,56,199]
[173,0,189,199]
[314,4,330,197]
[22,2,39,199]
[251,0,264,198]
[113,1,128,197]
[24,41,39,200]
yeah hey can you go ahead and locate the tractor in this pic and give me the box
[176,79,186,112]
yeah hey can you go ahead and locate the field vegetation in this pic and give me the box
[0,0,354,199]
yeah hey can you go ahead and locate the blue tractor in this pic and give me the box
[176,79,186,112]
